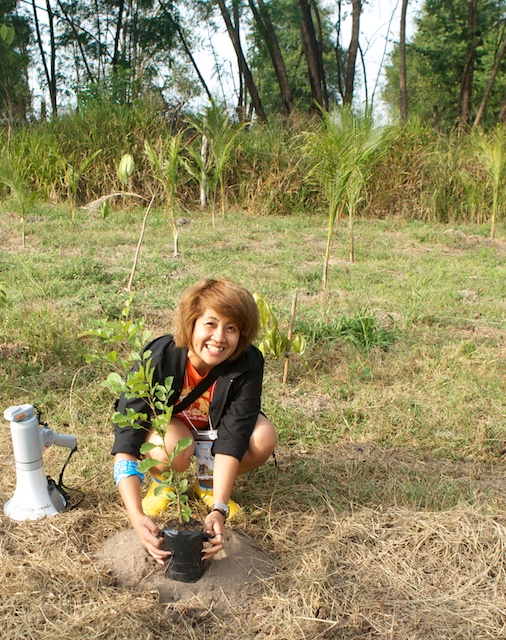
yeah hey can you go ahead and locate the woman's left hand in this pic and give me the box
[202,510,227,560]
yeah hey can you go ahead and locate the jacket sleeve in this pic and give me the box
[212,349,264,461]
[110,335,181,458]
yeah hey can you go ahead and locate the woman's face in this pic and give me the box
[187,308,240,375]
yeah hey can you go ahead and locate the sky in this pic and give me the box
[194,0,423,114]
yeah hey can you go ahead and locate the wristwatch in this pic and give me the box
[211,502,229,519]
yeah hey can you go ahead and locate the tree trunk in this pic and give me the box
[232,0,246,121]
[399,0,409,122]
[344,0,362,106]
[309,0,328,109]
[458,0,477,132]
[297,0,325,109]
[32,0,57,115]
[473,29,506,130]
[55,0,95,84]
[112,0,126,71]
[176,24,213,102]
[215,0,266,121]
[46,0,58,114]
[335,0,344,101]
[248,0,295,115]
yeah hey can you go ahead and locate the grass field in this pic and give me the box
[0,205,505,639]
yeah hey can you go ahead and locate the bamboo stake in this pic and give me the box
[127,193,156,293]
[283,292,298,385]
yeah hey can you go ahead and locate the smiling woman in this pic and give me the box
[111,278,277,565]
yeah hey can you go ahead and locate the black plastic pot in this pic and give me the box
[160,524,209,583]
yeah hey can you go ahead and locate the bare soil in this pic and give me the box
[96,527,274,614]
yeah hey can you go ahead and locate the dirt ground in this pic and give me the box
[96,527,274,614]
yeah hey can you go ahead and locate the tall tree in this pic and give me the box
[458,0,478,131]
[32,0,58,115]
[399,0,409,122]
[297,0,327,109]
[215,0,266,120]
[473,24,506,129]
[248,0,294,114]
[343,0,361,105]
[0,0,31,123]
[248,0,341,114]
[383,0,506,130]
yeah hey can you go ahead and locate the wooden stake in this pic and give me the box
[283,292,298,384]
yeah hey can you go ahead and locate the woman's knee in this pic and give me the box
[239,415,277,472]
[253,414,277,454]
[146,417,194,471]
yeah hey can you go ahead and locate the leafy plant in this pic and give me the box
[82,153,156,292]
[61,149,103,221]
[299,311,396,353]
[80,293,152,374]
[105,357,193,524]
[254,292,306,383]
[82,296,193,523]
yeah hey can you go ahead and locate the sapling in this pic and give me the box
[254,292,306,383]
[82,297,193,523]
[63,149,102,221]
[144,137,185,257]
[104,358,193,524]
[0,150,36,247]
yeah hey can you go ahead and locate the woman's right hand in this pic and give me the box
[114,465,171,566]
[130,512,171,565]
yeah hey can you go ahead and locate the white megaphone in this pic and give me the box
[4,404,77,521]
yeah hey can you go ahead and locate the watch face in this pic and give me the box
[213,503,229,516]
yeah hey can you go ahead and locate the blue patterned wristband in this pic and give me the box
[114,459,145,488]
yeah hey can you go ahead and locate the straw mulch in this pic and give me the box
[1,448,506,639]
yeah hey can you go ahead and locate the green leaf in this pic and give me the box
[118,154,135,185]
[0,24,15,46]
[139,442,158,454]
[138,458,161,473]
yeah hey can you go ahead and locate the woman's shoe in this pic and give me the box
[193,481,242,519]
[141,479,174,517]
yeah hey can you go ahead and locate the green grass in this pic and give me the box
[1,205,505,638]
[1,207,504,466]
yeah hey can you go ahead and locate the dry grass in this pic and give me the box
[2,443,506,639]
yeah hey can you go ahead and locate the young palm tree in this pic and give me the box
[63,149,102,221]
[0,149,36,247]
[185,102,245,227]
[473,125,506,239]
[304,107,387,287]
[144,134,184,257]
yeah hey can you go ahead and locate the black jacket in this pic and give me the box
[111,335,265,461]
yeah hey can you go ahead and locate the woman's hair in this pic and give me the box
[173,279,260,359]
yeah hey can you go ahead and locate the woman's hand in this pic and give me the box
[130,512,171,565]
[202,510,227,560]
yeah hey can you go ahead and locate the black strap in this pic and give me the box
[172,362,228,415]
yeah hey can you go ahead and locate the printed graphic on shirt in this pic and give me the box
[178,360,216,431]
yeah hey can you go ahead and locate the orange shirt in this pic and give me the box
[176,360,217,431]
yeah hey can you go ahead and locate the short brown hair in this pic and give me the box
[173,279,260,360]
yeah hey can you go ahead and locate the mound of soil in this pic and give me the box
[96,527,274,614]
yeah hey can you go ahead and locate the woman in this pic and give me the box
[111,278,277,564]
